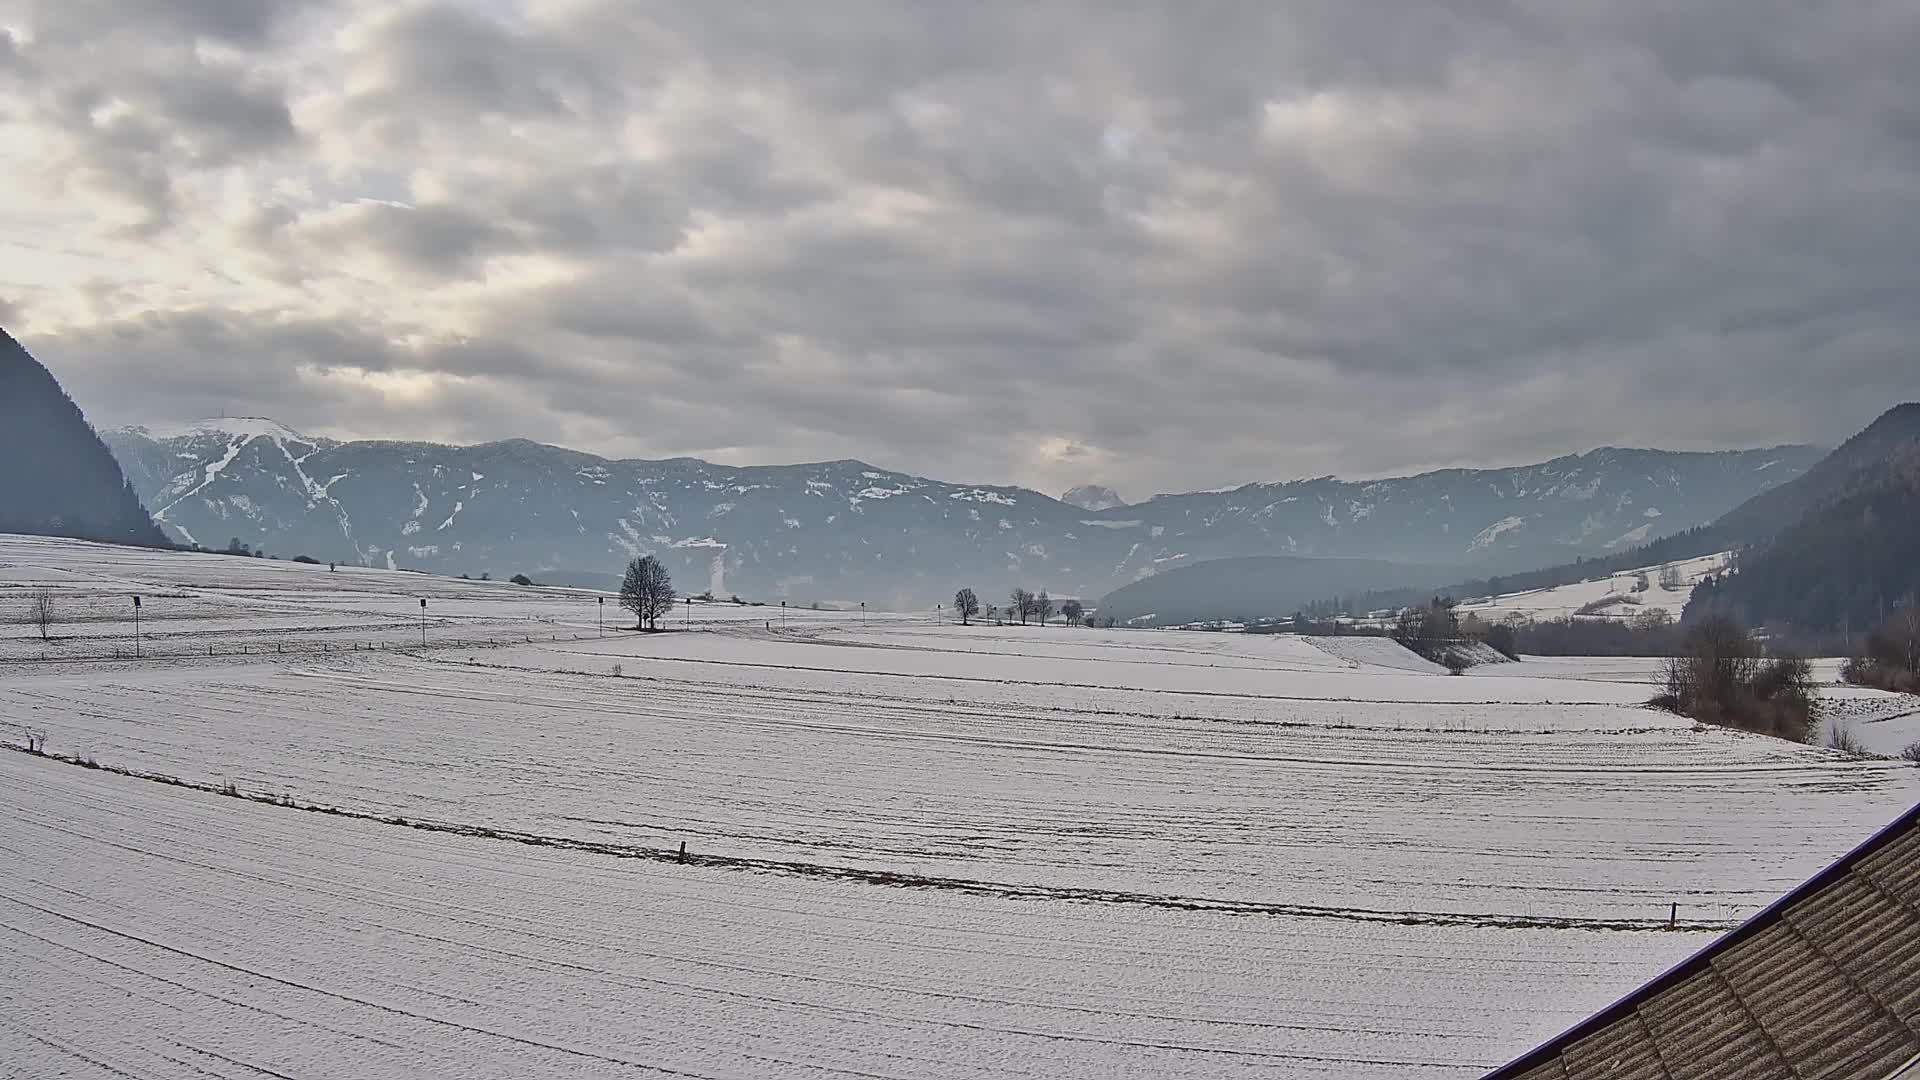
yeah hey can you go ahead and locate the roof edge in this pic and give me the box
[1484,799,1920,1078]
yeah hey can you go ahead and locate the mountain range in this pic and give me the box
[101,418,1822,607]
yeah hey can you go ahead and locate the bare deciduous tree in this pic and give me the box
[620,556,675,630]
[1009,587,1033,626]
[1061,599,1085,626]
[953,588,980,626]
[30,588,53,641]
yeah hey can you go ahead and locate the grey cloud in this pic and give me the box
[298,201,522,278]
[7,0,1920,496]
[16,0,325,48]
[3,3,308,228]
[331,3,625,145]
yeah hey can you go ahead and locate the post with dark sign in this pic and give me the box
[419,597,427,648]
[132,595,142,659]
[686,594,691,629]
[780,600,786,630]
[860,601,866,627]
[598,596,604,637]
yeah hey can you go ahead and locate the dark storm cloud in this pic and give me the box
[5,0,1918,493]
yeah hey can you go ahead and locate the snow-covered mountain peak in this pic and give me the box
[1062,484,1127,511]
[124,418,320,445]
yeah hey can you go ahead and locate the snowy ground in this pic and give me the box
[3,535,1917,1078]
[1454,552,1730,624]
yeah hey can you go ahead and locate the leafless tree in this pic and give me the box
[1034,590,1054,626]
[620,556,675,630]
[1061,599,1085,626]
[1009,587,1033,626]
[954,588,980,626]
[30,589,53,641]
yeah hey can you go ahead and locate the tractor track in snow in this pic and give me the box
[4,743,1734,935]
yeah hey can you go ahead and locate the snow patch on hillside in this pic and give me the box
[1471,515,1527,550]
[1457,552,1731,624]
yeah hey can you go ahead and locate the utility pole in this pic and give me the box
[132,595,141,659]
[419,598,427,648]
[598,596,604,637]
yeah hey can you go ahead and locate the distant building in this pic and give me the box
[1486,802,1920,1079]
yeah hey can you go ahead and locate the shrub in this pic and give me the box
[1842,611,1920,694]
[1842,655,1920,694]
[1825,724,1869,757]
[1901,741,1920,765]
[510,574,535,586]
[1654,616,1820,742]
[291,555,320,565]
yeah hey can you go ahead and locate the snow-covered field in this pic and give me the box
[4,535,1917,1078]
[1454,552,1730,624]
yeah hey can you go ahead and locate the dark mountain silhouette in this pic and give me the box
[1708,402,1920,547]
[0,328,167,547]
[1687,418,1920,634]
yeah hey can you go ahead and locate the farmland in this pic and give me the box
[4,534,1918,1078]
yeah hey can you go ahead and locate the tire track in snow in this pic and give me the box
[4,745,1735,934]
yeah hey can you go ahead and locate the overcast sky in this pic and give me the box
[2,1,1916,496]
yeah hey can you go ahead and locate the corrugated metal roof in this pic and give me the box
[1486,802,1920,1079]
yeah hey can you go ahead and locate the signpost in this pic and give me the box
[598,596,605,637]
[419,597,427,647]
[132,595,142,659]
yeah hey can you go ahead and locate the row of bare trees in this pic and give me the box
[951,587,1085,627]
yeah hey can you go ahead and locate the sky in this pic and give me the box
[1,1,1916,498]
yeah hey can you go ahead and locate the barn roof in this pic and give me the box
[1486,802,1920,1080]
